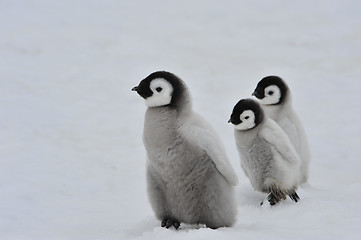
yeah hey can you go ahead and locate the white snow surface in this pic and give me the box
[1,0,361,239]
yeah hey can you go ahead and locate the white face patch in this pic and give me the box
[234,110,256,130]
[258,85,281,105]
[145,78,174,107]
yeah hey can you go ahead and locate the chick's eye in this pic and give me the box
[245,116,249,120]
[156,87,162,92]
[268,91,274,95]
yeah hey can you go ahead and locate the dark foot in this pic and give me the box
[161,218,181,229]
[268,192,279,206]
[288,191,300,203]
[268,187,287,206]
[206,224,220,230]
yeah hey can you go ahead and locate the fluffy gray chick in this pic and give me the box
[252,76,310,184]
[229,98,300,205]
[132,71,238,229]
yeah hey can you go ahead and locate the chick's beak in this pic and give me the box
[251,90,256,96]
[228,118,232,123]
[131,86,139,92]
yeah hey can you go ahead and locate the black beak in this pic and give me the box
[131,86,139,92]
[251,90,256,96]
[228,118,232,123]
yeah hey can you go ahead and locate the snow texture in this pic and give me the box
[1,0,361,239]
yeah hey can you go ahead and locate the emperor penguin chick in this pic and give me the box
[229,99,300,205]
[252,76,310,184]
[132,71,238,229]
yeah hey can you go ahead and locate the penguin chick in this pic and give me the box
[132,71,238,229]
[229,98,300,205]
[252,76,310,184]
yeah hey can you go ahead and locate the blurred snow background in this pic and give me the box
[1,0,361,239]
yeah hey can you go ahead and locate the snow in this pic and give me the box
[1,0,361,239]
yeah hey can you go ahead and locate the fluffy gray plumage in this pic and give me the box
[133,71,238,229]
[229,99,300,205]
[253,76,310,184]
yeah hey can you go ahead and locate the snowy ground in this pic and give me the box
[1,0,361,239]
